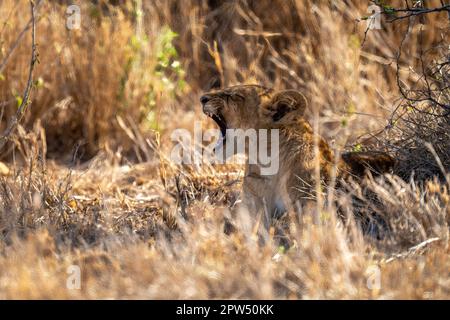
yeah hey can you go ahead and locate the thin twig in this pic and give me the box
[0,0,39,152]
[0,0,42,75]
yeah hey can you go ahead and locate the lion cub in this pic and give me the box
[200,85,394,225]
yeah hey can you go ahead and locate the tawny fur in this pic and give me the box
[201,85,394,224]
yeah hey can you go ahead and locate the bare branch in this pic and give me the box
[0,0,42,75]
[370,0,450,22]
[0,0,40,152]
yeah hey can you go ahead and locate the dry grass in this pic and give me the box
[0,0,448,299]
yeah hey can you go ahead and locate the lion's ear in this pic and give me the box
[264,90,308,123]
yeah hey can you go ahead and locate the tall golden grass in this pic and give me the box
[0,0,448,299]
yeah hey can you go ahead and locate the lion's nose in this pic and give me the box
[200,95,210,105]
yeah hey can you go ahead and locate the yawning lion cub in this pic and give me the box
[201,85,394,226]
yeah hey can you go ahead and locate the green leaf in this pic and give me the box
[353,144,362,152]
[34,77,44,88]
[15,95,23,108]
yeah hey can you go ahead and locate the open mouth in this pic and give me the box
[205,112,227,150]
